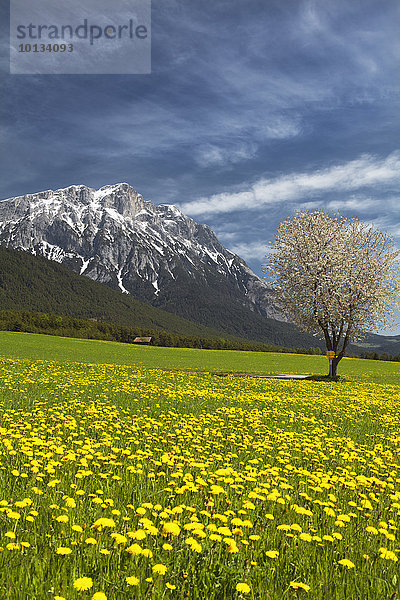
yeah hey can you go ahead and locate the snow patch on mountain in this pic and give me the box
[0,182,283,321]
[117,268,129,294]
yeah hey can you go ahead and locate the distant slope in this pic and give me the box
[1,245,398,354]
[0,246,230,338]
[0,246,323,349]
[350,333,400,356]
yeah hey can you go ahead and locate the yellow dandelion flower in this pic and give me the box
[73,577,93,591]
[210,485,225,495]
[334,520,346,528]
[110,533,127,545]
[6,543,20,551]
[265,550,279,559]
[7,511,20,520]
[365,526,378,534]
[162,522,181,536]
[324,507,336,517]
[185,537,203,552]
[225,539,238,554]
[163,543,173,551]
[236,583,251,594]
[56,547,72,555]
[144,525,158,535]
[337,514,351,522]
[338,559,355,569]
[166,582,176,590]
[126,576,139,586]
[379,548,398,561]
[92,518,115,530]
[128,530,147,540]
[14,499,32,508]
[125,544,142,555]
[153,564,167,575]
[289,582,310,592]
[299,533,313,542]
[92,593,107,600]
[56,515,69,523]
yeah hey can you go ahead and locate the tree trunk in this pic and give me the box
[329,357,341,377]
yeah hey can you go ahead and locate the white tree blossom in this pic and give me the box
[263,210,400,376]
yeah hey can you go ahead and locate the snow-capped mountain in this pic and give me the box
[0,183,282,329]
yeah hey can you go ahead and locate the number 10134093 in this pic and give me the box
[18,43,74,53]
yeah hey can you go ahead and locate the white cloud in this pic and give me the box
[261,117,302,140]
[326,196,381,211]
[225,240,271,263]
[194,143,256,168]
[179,152,400,216]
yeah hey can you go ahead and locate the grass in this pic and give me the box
[0,331,399,384]
[0,333,400,599]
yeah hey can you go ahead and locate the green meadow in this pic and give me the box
[0,330,399,383]
[0,331,400,599]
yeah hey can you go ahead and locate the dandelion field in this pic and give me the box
[1,341,400,599]
[1,330,400,384]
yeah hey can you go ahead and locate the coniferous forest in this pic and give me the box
[0,246,399,360]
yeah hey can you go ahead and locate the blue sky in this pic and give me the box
[1,0,400,333]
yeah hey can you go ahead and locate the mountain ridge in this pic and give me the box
[0,182,283,332]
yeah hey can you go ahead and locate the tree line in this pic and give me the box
[0,309,331,356]
[359,351,400,362]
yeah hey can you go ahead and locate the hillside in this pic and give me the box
[0,246,326,349]
[1,246,399,355]
[0,246,229,339]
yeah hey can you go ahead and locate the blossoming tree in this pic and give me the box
[263,210,400,376]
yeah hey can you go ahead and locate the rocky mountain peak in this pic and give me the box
[0,183,283,325]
